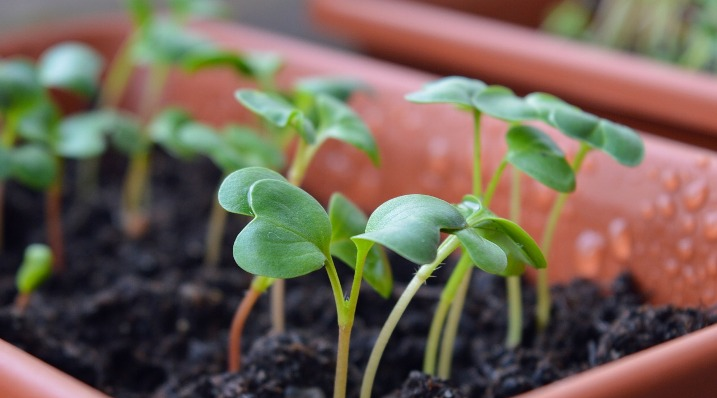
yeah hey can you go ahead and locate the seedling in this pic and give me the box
[14,243,53,314]
[218,167,391,398]
[0,42,107,270]
[234,79,377,333]
[107,0,280,238]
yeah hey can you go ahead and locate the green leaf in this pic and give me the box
[548,106,603,148]
[329,193,393,298]
[209,125,284,173]
[149,108,221,159]
[295,76,368,102]
[167,0,228,20]
[17,99,59,144]
[316,94,380,166]
[107,111,146,155]
[56,111,110,158]
[218,166,286,215]
[233,179,331,278]
[0,59,43,112]
[38,42,104,97]
[180,49,251,75]
[132,19,213,66]
[524,92,578,121]
[9,144,56,190]
[454,228,507,275]
[406,76,486,108]
[354,195,467,265]
[597,120,644,167]
[505,125,575,192]
[235,89,315,143]
[16,243,53,294]
[474,217,546,274]
[472,86,539,121]
[243,52,283,84]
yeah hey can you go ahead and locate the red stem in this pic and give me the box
[228,287,262,372]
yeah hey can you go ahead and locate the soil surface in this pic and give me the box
[1,151,714,398]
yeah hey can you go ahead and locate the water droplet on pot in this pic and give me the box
[656,194,675,218]
[681,215,696,234]
[664,258,679,276]
[661,170,680,192]
[696,155,711,169]
[427,135,450,174]
[682,180,709,211]
[682,265,697,284]
[608,218,631,262]
[704,212,717,240]
[575,230,605,278]
[641,202,655,220]
[676,238,694,261]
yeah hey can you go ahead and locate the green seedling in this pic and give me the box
[542,0,717,73]
[14,243,53,314]
[234,81,378,333]
[357,194,545,398]
[148,107,284,267]
[526,91,644,329]
[404,77,573,380]
[0,42,107,270]
[108,0,281,239]
[218,167,391,398]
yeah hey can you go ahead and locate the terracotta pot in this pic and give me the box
[2,14,717,398]
[308,0,717,150]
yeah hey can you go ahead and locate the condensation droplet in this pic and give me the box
[661,170,681,192]
[682,265,697,284]
[696,155,711,169]
[677,238,694,261]
[664,258,679,276]
[682,180,709,211]
[608,218,631,262]
[656,194,675,218]
[640,202,655,220]
[681,215,696,234]
[704,212,717,241]
[574,230,606,278]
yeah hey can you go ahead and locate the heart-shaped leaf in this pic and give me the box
[106,111,146,155]
[597,119,644,166]
[506,125,575,192]
[218,166,286,215]
[0,59,43,112]
[524,92,578,121]
[17,99,59,144]
[132,20,212,66]
[354,195,467,265]
[295,76,369,102]
[474,217,546,272]
[316,94,380,166]
[209,125,284,173]
[180,48,253,76]
[16,243,53,294]
[472,86,539,121]
[38,42,103,97]
[454,228,507,275]
[406,76,486,108]
[10,144,56,190]
[235,89,316,143]
[548,106,603,148]
[233,179,331,278]
[243,52,283,84]
[57,111,110,158]
[329,193,393,298]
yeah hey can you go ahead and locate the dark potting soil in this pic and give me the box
[1,151,715,398]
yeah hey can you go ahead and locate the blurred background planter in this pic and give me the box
[1,13,717,398]
[309,0,717,150]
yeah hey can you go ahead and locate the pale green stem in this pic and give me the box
[203,182,228,268]
[472,109,482,197]
[333,246,369,398]
[483,158,508,207]
[437,264,472,379]
[505,166,523,348]
[423,252,473,375]
[100,33,137,109]
[360,236,461,398]
[536,143,591,330]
